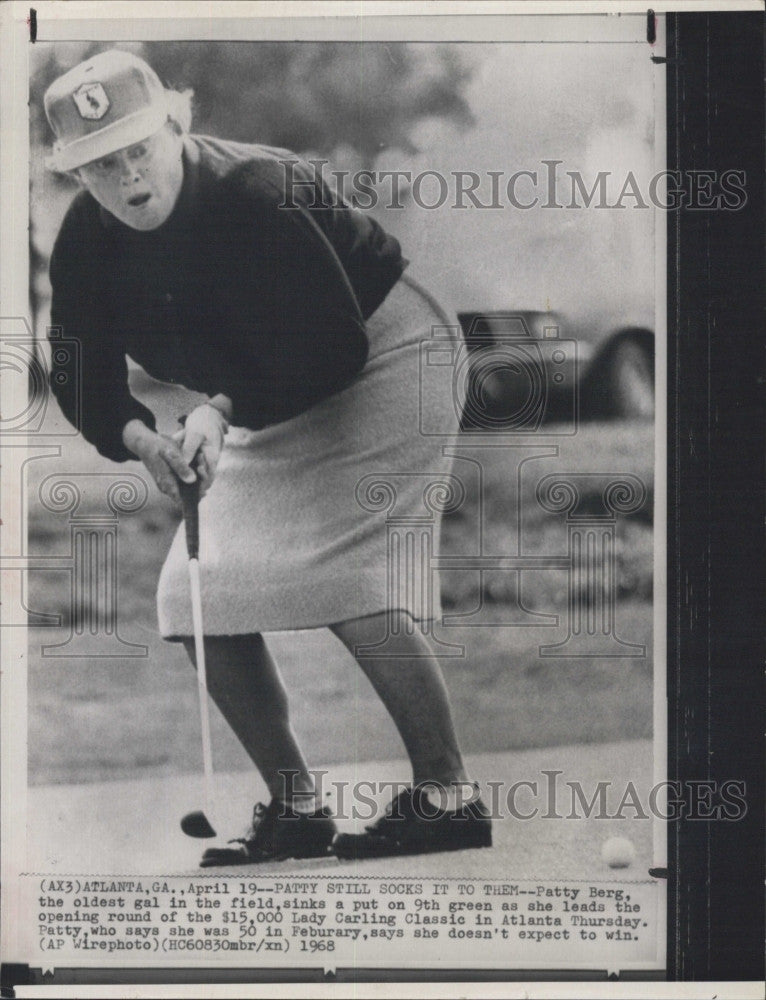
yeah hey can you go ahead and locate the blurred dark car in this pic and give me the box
[457,311,654,431]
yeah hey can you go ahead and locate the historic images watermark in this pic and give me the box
[279,159,748,212]
[352,313,650,659]
[277,773,748,823]
[7,306,650,662]
[1,315,151,652]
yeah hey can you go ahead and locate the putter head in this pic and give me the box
[180,809,216,839]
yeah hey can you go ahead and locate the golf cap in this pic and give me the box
[44,49,171,172]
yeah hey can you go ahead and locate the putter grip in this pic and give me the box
[179,479,200,560]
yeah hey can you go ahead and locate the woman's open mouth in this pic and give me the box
[127,193,152,208]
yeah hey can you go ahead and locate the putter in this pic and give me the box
[178,478,217,839]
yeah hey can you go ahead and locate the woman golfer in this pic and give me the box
[44,49,491,865]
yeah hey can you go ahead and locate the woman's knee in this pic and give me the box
[181,632,290,713]
[331,610,419,650]
[183,632,265,661]
[182,632,277,694]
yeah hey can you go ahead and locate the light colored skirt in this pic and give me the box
[156,272,463,638]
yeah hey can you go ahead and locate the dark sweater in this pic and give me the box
[48,134,407,461]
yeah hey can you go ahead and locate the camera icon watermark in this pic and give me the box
[419,313,579,437]
[0,317,80,436]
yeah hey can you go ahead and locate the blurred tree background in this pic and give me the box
[29,40,475,326]
[30,39,656,340]
[30,41,474,158]
[144,42,473,158]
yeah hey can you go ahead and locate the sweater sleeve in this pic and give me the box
[209,162,372,430]
[48,195,157,462]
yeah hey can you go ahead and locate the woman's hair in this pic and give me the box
[166,88,194,135]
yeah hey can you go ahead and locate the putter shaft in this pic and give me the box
[188,556,214,820]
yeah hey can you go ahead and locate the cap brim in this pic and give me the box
[45,105,169,172]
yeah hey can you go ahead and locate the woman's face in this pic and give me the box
[76,123,184,231]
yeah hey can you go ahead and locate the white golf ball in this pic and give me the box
[601,836,636,869]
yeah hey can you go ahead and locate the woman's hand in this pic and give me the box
[122,419,197,505]
[174,402,229,496]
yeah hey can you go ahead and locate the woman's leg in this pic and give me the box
[182,633,314,803]
[329,611,470,788]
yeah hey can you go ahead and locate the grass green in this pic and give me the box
[27,422,654,786]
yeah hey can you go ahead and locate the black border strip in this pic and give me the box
[667,10,765,982]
